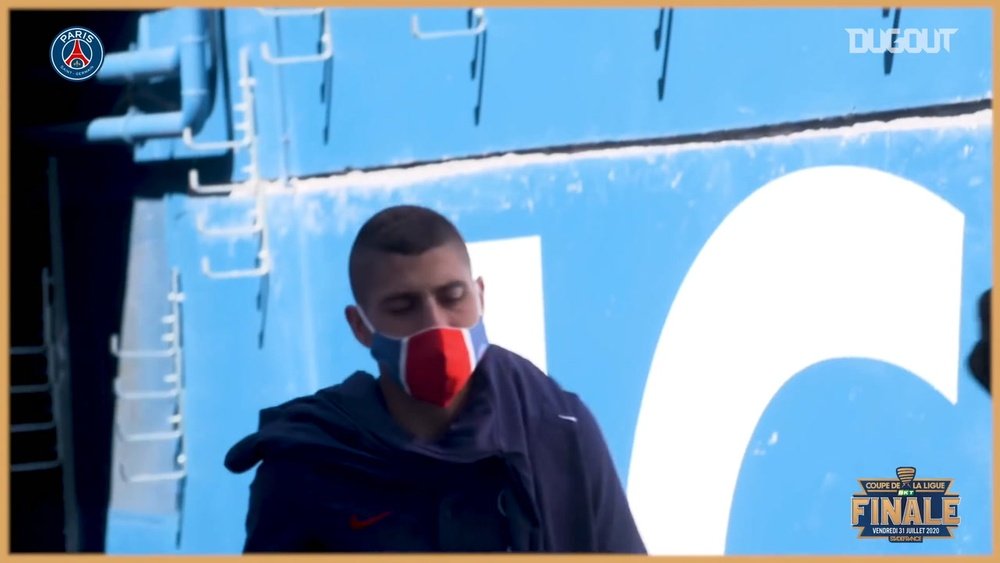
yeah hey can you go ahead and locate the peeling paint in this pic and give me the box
[276,110,991,197]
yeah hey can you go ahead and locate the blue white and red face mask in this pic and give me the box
[356,302,490,408]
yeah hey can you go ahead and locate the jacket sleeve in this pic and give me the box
[573,398,648,554]
[242,460,326,552]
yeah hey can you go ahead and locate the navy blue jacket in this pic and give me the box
[224,345,647,553]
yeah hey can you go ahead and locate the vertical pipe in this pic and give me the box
[47,158,80,552]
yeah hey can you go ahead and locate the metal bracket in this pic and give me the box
[112,268,190,492]
[110,333,177,359]
[9,268,63,472]
[11,383,52,395]
[201,248,271,280]
[181,66,256,154]
[188,47,259,195]
[259,8,334,65]
[119,454,187,483]
[195,207,263,237]
[181,126,251,152]
[188,169,255,196]
[115,419,183,443]
[12,419,58,433]
[412,8,486,40]
[12,458,62,473]
[110,269,184,361]
[114,375,181,400]
[188,46,273,280]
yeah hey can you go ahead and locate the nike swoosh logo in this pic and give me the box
[349,511,393,530]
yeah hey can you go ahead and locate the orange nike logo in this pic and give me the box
[349,511,393,530]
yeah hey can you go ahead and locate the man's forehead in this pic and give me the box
[361,244,472,295]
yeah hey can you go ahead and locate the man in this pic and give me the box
[224,205,647,553]
[968,288,991,395]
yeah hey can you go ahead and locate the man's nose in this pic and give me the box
[423,300,450,328]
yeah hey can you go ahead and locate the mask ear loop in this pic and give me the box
[355,305,376,334]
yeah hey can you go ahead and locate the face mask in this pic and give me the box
[357,300,490,408]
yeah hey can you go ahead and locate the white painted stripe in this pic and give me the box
[626,165,964,555]
[280,110,992,195]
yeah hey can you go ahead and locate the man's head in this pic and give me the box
[345,205,484,345]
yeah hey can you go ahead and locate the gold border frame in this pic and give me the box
[1,2,996,560]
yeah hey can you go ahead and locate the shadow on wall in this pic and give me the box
[10,9,239,552]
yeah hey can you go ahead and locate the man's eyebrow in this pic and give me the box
[435,280,466,293]
[378,282,466,305]
[378,291,419,306]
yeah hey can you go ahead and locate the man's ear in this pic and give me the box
[476,276,485,314]
[345,305,373,348]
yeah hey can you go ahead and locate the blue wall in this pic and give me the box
[97,7,993,556]
[133,8,992,176]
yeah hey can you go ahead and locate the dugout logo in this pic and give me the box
[851,467,960,543]
[50,27,105,81]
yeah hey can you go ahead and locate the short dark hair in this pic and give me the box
[348,205,469,306]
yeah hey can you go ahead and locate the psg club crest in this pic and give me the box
[50,26,105,81]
